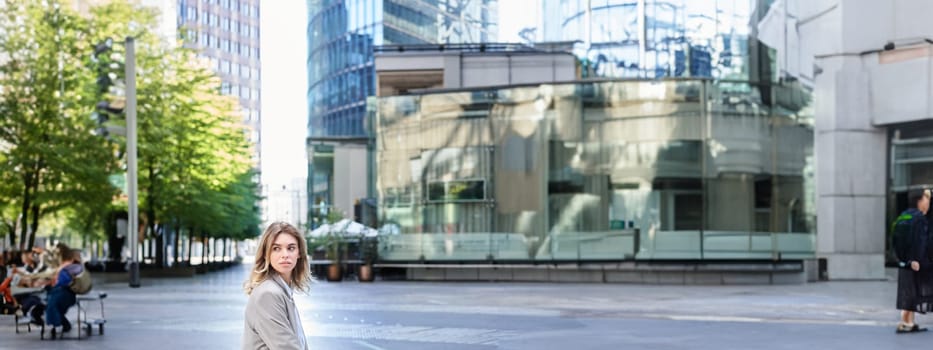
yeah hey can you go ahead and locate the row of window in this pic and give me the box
[198,32,260,59]
[310,106,367,138]
[220,81,259,100]
[207,57,260,80]
[308,66,373,117]
[220,82,258,100]
[200,0,258,18]
[240,107,260,123]
[307,33,372,85]
[308,0,383,45]
[182,7,259,39]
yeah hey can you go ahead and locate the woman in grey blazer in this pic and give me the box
[243,222,311,350]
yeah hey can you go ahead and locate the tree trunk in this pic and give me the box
[5,220,15,248]
[201,233,207,265]
[186,228,194,264]
[147,163,163,267]
[18,175,32,250]
[27,202,40,249]
[173,223,181,265]
[155,225,164,268]
[20,156,42,250]
[222,238,228,262]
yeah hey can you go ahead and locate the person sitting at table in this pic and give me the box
[13,249,48,325]
[14,248,50,287]
[45,249,84,334]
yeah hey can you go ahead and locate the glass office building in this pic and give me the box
[541,0,765,81]
[307,0,498,139]
[306,0,499,220]
[375,79,815,261]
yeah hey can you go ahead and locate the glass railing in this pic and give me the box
[375,230,814,262]
[639,231,816,260]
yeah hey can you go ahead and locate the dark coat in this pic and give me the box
[897,208,933,312]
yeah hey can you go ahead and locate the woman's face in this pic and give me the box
[269,233,299,280]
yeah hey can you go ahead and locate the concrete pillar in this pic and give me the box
[806,1,893,279]
[812,51,887,280]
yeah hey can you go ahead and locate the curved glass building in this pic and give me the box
[542,0,766,81]
[375,79,814,262]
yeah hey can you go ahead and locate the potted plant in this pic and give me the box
[358,236,378,282]
[323,231,345,282]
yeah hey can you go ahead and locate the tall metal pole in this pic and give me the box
[126,36,140,288]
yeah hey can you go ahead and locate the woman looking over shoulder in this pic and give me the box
[243,222,310,350]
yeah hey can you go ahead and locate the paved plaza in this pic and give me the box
[0,263,930,349]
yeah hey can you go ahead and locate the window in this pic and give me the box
[222,18,230,31]
[427,180,486,202]
[186,6,197,20]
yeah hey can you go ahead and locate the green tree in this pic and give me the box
[87,1,259,265]
[0,0,261,258]
[0,0,115,249]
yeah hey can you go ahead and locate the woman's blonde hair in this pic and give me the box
[244,222,310,295]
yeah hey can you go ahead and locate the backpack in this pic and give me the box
[68,267,92,295]
[892,213,916,265]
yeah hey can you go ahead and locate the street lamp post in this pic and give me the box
[126,37,140,288]
[92,36,139,287]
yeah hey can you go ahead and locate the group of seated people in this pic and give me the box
[0,243,86,333]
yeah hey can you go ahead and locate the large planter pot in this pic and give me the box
[358,264,374,282]
[327,264,342,282]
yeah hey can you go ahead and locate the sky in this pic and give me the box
[259,0,308,191]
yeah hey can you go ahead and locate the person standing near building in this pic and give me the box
[893,188,933,333]
[242,222,310,349]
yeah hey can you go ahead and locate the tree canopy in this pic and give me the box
[0,0,261,252]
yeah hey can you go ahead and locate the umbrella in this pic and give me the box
[310,219,380,238]
[308,223,332,238]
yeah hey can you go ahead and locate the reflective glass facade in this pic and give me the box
[307,0,499,139]
[890,122,933,260]
[375,79,815,261]
[542,0,762,80]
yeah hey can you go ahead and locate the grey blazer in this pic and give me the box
[243,276,307,350]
